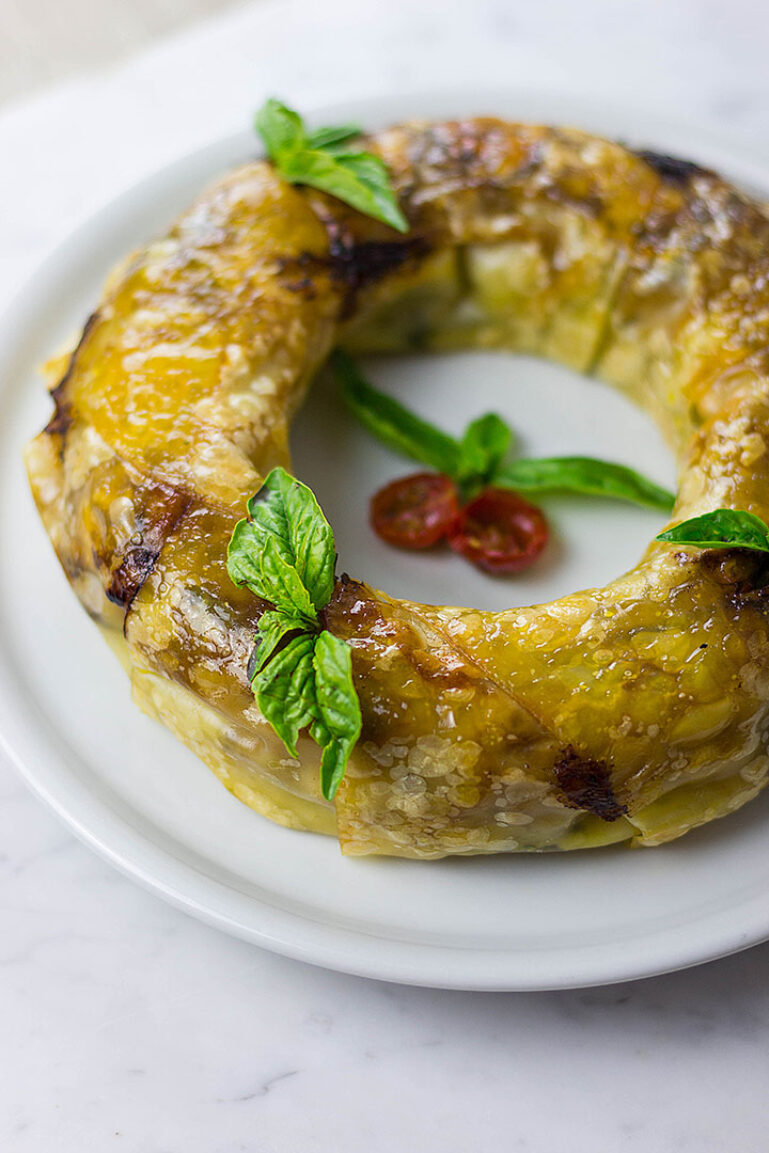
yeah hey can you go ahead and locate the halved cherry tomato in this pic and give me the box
[449,487,549,573]
[371,472,460,549]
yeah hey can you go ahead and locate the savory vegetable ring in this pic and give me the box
[26,117,769,858]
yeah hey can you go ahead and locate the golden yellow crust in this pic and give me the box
[25,119,769,857]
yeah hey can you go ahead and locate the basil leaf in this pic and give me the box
[254,99,407,233]
[251,629,361,795]
[334,349,461,475]
[281,148,408,233]
[251,634,318,759]
[337,352,674,512]
[656,509,769,551]
[313,630,362,800]
[227,467,336,616]
[306,124,362,150]
[494,457,675,513]
[457,413,513,485]
[257,536,317,621]
[229,468,362,795]
[248,610,307,680]
[229,515,315,620]
[254,98,305,161]
[251,468,336,611]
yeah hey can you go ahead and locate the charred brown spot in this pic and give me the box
[324,573,384,632]
[634,149,711,186]
[44,383,72,438]
[106,546,159,609]
[106,483,191,613]
[274,251,324,299]
[323,222,430,317]
[44,311,101,442]
[284,274,317,299]
[276,228,429,316]
[702,547,769,611]
[554,746,627,821]
[330,234,428,290]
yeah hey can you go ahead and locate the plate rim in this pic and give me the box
[4,84,769,990]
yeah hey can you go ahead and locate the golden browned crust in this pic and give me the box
[25,118,769,857]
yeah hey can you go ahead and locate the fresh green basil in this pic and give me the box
[456,414,513,487]
[255,99,408,233]
[252,633,319,759]
[228,497,317,623]
[334,349,461,475]
[495,457,675,513]
[305,123,361,151]
[228,466,335,615]
[312,630,362,800]
[229,511,316,623]
[656,508,769,551]
[337,352,675,511]
[258,537,318,623]
[247,609,307,680]
[249,627,360,799]
[228,466,361,800]
[254,99,305,161]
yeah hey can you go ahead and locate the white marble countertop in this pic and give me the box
[0,0,245,105]
[3,1,769,1148]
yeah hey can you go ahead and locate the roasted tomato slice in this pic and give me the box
[449,487,549,573]
[371,472,460,549]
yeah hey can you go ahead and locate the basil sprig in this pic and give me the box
[255,99,408,234]
[334,349,462,475]
[228,467,361,800]
[456,414,513,487]
[657,509,769,551]
[334,350,675,512]
[495,457,675,511]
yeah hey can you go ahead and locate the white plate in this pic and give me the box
[4,89,769,991]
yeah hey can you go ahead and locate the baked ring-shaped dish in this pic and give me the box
[26,118,769,858]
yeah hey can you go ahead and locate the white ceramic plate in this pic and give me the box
[4,89,769,991]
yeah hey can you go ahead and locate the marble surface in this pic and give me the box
[0,0,245,105]
[3,0,769,1147]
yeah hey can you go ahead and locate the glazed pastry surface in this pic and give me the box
[26,119,769,857]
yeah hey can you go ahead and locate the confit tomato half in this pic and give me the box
[449,487,549,574]
[370,472,460,549]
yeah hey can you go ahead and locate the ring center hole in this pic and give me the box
[292,351,675,611]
